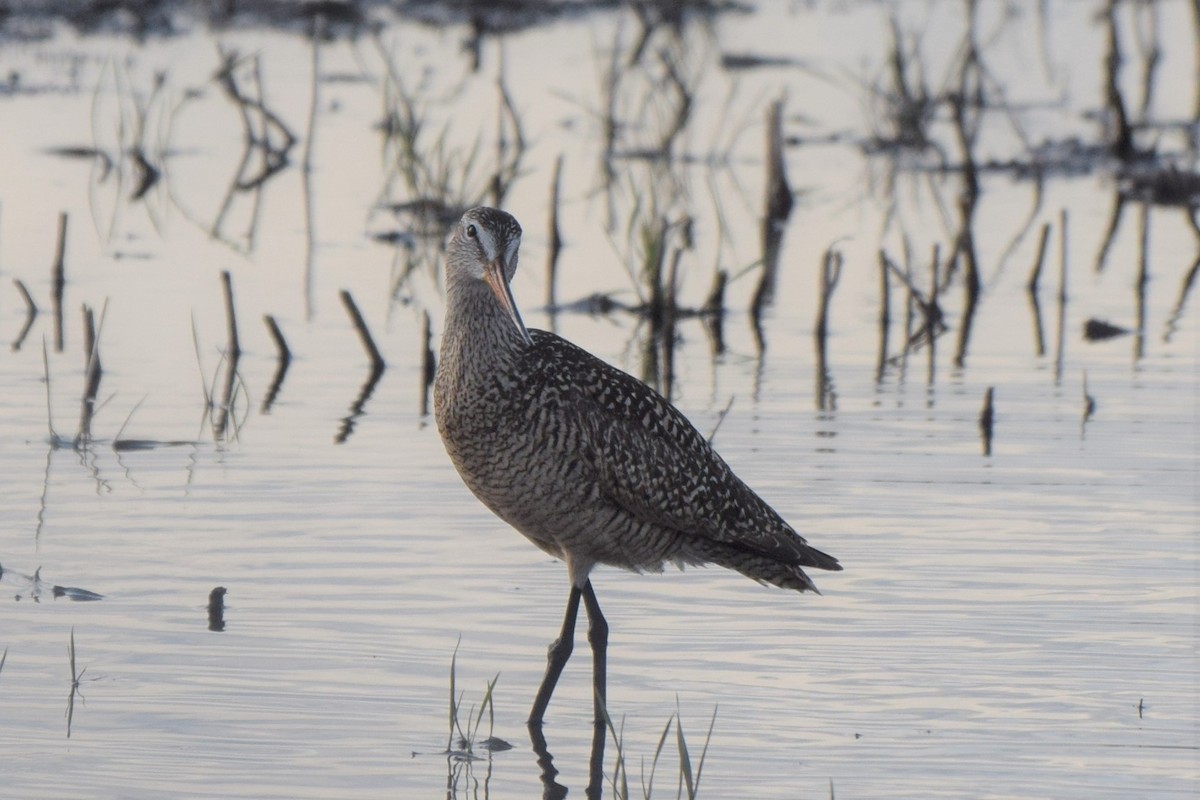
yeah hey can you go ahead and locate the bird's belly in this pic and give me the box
[447,435,681,573]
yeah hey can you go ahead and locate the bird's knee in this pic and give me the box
[587,617,608,650]
[547,635,574,662]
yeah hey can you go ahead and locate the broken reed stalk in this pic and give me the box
[703,269,727,356]
[876,251,891,382]
[1102,0,1135,162]
[1027,222,1052,294]
[420,310,434,417]
[979,386,995,456]
[1054,209,1069,382]
[340,289,385,374]
[546,154,564,310]
[660,247,683,402]
[77,304,102,445]
[52,212,68,353]
[1027,222,1052,357]
[814,247,843,346]
[14,278,37,314]
[13,278,38,350]
[263,314,290,365]
[221,270,241,359]
[703,269,727,315]
[261,314,291,414]
[81,305,102,402]
[644,217,670,332]
[754,97,793,316]
[764,98,793,224]
[815,247,842,411]
[926,244,940,387]
[213,273,242,440]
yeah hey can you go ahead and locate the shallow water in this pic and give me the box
[0,2,1197,798]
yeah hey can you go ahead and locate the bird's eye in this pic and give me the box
[465,224,478,239]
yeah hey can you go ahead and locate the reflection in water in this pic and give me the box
[978,386,994,457]
[209,48,296,253]
[1,563,105,602]
[335,290,387,444]
[211,271,246,442]
[1025,222,1052,357]
[813,247,842,412]
[261,315,292,414]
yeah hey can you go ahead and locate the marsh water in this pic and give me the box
[0,2,1196,798]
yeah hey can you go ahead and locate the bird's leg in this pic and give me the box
[581,580,608,716]
[581,580,608,800]
[528,584,582,727]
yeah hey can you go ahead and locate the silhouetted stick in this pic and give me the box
[492,54,527,206]
[207,587,227,632]
[1027,222,1051,294]
[263,314,290,365]
[927,244,940,387]
[1134,202,1150,360]
[419,311,434,417]
[1163,251,1200,343]
[76,304,103,447]
[546,154,564,310]
[644,217,669,335]
[213,273,243,440]
[261,314,291,413]
[52,212,68,353]
[701,270,727,357]
[1054,209,1069,382]
[754,98,793,314]
[815,247,843,411]
[876,251,891,383]
[814,247,843,346]
[1082,370,1096,423]
[1027,222,1051,357]
[340,289,385,373]
[221,270,241,360]
[1094,192,1125,273]
[979,386,994,456]
[660,248,682,402]
[1103,0,1135,162]
[12,278,37,351]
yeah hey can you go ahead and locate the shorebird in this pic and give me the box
[434,207,841,727]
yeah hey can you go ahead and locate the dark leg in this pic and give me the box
[581,580,608,800]
[528,585,582,726]
[580,580,608,716]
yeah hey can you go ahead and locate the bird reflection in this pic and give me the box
[529,711,606,800]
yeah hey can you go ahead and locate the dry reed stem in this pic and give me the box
[52,212,68,353]
[340,289,385,373]
[545,154,564,309]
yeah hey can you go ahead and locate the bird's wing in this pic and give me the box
[526,333,821,566]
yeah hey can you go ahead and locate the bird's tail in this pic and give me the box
[685,538,840,594]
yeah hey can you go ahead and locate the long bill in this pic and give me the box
[483,257,533,346]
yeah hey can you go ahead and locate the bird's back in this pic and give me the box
[436,327,840,592]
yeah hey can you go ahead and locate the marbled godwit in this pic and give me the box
[434,207,841,726]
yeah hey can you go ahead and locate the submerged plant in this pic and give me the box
[446,642,510,760]
[599,697,717,800]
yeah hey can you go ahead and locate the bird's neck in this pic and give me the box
[440,278,530,376]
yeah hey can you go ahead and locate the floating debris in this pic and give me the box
[1083,318,1131,341]
[52,586,105,602]
[208,587,227,632]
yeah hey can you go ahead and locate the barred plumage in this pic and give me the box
[433,206,841,725]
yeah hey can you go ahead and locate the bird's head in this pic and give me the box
[447,206,531,345]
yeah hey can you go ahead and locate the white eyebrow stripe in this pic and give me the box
[476,225,497,260]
